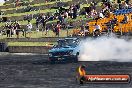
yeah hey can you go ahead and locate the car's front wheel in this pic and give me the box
[74,52,79,62]
[49,58,55,64]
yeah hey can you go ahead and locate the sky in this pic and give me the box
[0,0,5,3]
[0,0,5,5]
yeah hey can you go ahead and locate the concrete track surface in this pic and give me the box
[0,54,132,88]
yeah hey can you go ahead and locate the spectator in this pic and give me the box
[85,7,92,18]
[79,25,85,36]
[62,15,67,29]
[90,9,97,19]
[13,22,17,35]
[121,14,129,24]
[56,21,61,37]
[84,23,90,36]
[94,23,101,31]
[24,14,30,21]
[58,14,63,23]
[10,22,14,37]
[45,25,49,35]
[36,17,40,32]
[90,2,96,10]
[75,2,80,15]
[51,24,56,33]
[112,16,118,24]
[125,0,129,4]
[73,5,77,19]
[5,22,10,37]
[2,17,7,22]
[67,22,73,29]
[85,23,89,31]
[99,11,104,18]
[41,14,47,31]
[102,5,109,13]
[26,20,32,38]
[119,3,123,9]
[45,0,48,3]
[70,5,74,18]
[123,2,129,9]
[16,22,20,38]
[64,11,68,18]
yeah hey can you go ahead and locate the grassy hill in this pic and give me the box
[0,2,4,6]
[0,0,102,32]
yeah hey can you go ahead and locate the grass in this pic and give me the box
[0,22,5,27]
[1,0,72,11]
[4,8,56,17]
[0,15,88,27]
[80,1,103,9]
[1,1,92,18]
[97,2,103,7]
[1,2,55,11]
[0,29,74,39]
[1,0,87,17]
[8,42,57,46]
[0,3,4,6]
[1,6,27,11]
[0,3,11,7]
[80,4,90,9]
[0,0,93,27]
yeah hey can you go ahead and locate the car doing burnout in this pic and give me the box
[48,38,80,63]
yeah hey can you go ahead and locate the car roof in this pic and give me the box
[65,38,78,40]
[57,39,65,42]
[57,38,78,41]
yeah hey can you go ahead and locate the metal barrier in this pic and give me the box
[0,42,7,52]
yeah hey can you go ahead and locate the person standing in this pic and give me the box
[56,21,61,37]
[41,14,48,36]
[5,22,10,37]
[94,23,101,37]
[16,22,20,38]
[73,5,77,19]
[10,23,14,37]
[27,20,32,38]
[36,17,40,32]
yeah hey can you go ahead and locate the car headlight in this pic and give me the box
[49,53,52,57]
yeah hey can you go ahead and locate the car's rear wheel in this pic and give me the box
[50,61,55,64]
[74,52,79,63]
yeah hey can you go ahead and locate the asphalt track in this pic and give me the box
[0,54,132,88]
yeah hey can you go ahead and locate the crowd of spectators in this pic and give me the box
[1,0,132,38]
[87,0,132,37]
[4,21,21,38]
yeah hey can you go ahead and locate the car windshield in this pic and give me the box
[57,40,67,47]
[56,39,79,47]
[65,39,78,47]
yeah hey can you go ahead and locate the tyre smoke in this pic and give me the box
[78,36,132,62]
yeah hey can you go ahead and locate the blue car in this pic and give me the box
[48,38,80,63]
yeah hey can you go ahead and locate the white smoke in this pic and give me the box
[78,36,132,62]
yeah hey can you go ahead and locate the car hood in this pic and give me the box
[49,46,75,53]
